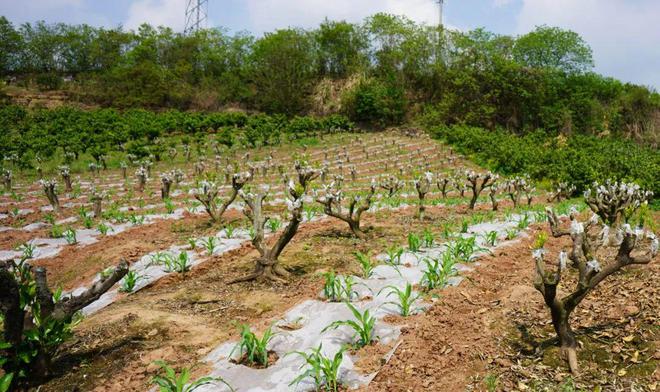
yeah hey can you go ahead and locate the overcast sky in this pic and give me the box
[1,0,659,90]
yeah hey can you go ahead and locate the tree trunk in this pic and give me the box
[349,220,366,239]
[551,304,579,374]
[469,192,478,209]
[93,200,102,218]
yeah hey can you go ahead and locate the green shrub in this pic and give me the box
[343,78,406,127]
[430,125,659,195]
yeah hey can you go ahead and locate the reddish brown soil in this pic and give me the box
[364,223,660,391]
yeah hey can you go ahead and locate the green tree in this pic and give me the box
[249,29,317,115]
[315,19,367,78]
[513,25,594,73]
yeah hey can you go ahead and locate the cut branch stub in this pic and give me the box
[39,179,60,213]
[89,187,107,218]
[160,172,174,199]
[135,166,148,192]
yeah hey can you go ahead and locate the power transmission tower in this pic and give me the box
[436,0,445,28]
[184,0,208,35]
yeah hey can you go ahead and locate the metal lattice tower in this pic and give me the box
[184,0,208,35]
[436,0,445,27]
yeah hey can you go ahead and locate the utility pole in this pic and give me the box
[184,0,208,35]
[436,0,445,28]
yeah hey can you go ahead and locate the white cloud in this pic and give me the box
[244,0,442,33]
[125,0,184,31]
[513,0,660,89]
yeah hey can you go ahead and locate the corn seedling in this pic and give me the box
[224,224,236,238]
[483,374,498,392]
[164,198,175,214]
[517,214,530,229]
[379,283,421,317]
[420,253,457,291]
[149,251,170,266]
[44,213,55,225]
[322,302,376,348]
[266,217,282,232]
[460,218,469,233]
[471,213,485,225]
[97,222,112,235]
[163,252,192,274]
[187,237,197,250]
[50,224,64,238]
[303,205,316,221]
[119,270,145,293]
[289,344,345,392]
[19,242,36,259]
[506,228,518,240]
[484,230,498,247]
[321,271,359,302]
[448,236,486,263]
[422,227,434,248]
[128,213,145,225]
[230,324,275,367]
[201,236,217,255]
[150,360,233,392]
[407,232,421,253]
[78,206,88,219]
[82,215,94,229]
[385,245,404,266]
[64,227,77,245]
[354,251,376,279]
